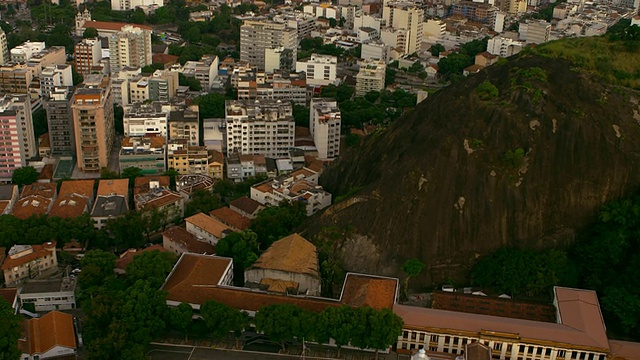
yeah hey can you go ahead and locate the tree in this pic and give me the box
[83,27,98,39]
[359,308,404,359]
[119,279,168,345]
[250,201,307,249]
[168,303,193,341]
[78,250,117,297]
[72,66,84,86]
[162,168,179,190]
[315,306,354,356]
[201,300,249,340]
[429,43,445,57]
[32,108,48,138]
[254,304,300,350]
[0,299,21,360]
[100,167,119,179]
[385,68,397,85]
[113,104,124,134]
[125,250,177,288]
[437,53,472,75]
[11,166,38,186]
[215,230,260,285]
[105,211,146,252]
[193,93,226,119]
[292,104,310,128]
[401,258,425,299]
[121,166,143,182]
[184,189,221,217]
[179,73,202,91]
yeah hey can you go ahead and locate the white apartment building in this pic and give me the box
[74,38,102,77]
[123,101,170,137]
[361,41,390,63]
[225,99,295,158]
[382,1,424,55]
[111,0,164,11]
[381,27,409,54]
[39,65,73,98]
[354,14,382,33]
[310,98,341,160]
[487,36,525,57]
[236,70,307,106]
[304,3,340,19]
[110,67,142,106]
[240,20,297,71]
[355,59,386,97]
[295,53,338,86]
[181,55,219,90]
[264,47,294,73]
[10,41,46,63]
[0,29,9,66]
[108,25,153,74]
[519,20,551,44]
[273,12,317,41]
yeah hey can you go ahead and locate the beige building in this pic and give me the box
[169,104,200,147]
[108,24,153,74]
[1,242,58,287]
[310,98,341,159]
[355,59,386,97]
[244,233,321,296]
[0,63,35,94]
[240,20,297,71]
[0,28,8,66]
[185,212,231,246]
[235,70,307,106]
[74,38,103,77]
[167,141,211,176]
[71,74,115,173]
[162,226,215,256]
[382,1,424,55]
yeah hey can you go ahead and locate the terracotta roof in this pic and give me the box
[162,253,340,312]
[186,213,230,238]
[0,288,17,306]
[83,20,152,31]
[19,311,76,356]
[21,183,57,198]
[97,179,129,197]
[340,273,398,310]
[134,175,170,196]
[1,242,56,270]
[465,342,492,360]
[394,287,611,351]
[0,201,8,214]
[152,53,179,64]
[209,207,251,231]
[609,340,640,360]
[229,196,262,215]
[38,133,50,148]
[13,196,54,219]
[432,291,556,322]
[209,149,224,164]
[464,64,484,72]
[139,191,182,212]
[115,245,169,271]
[38,164,54,181]
[162,227,215,254]
[249,233,319,278]
[304,156,324,173]
[477,51,497,59]
[48,193,90,219]
[57,180,94,198]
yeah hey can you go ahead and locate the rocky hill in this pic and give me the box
[304,41,640,286]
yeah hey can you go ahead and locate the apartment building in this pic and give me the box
[295,53,338,86]
[43,87,75,156]
[110,67,141,106]
[92,178,129,229]
[310,98,341,160]
[0,95,34,182]
[361,41,390,63]
[19,277,77,312]
[0,29,8,66]
[71,74,115,173]
[1,242,58,287]
[39,65,73,97]
[168,104,200,146]
[108,24,153,74]
[123,101,170,137]
[181,55,219,90]
[26,46,66,75]
[226,99,295,158]
[520,20,551,44]
[236,70,307,106]
[264,47,294,73]
[355,59,386,97]
[10,41,45,63]
[382,1,423,55]
[273,12,317,41]
[487,36,525,57]
[240,19,298,71]
[119,136,166,175]
[167,140,214,176]
[111,0,164,11]
[149,69,179,102]
[500,0,527,15]
[185,212,231,246]
[48,179,95,219]
[74,38,103,77]
[0,63,35,94]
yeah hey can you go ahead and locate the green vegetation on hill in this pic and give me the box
[531,21,640,89]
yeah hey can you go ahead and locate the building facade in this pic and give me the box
[74,38,103,77]
[295,53,338,86]
[119,136,166,175]
[0,95,33,182]
[382,1,424,55]
[226,99,295,158]
[1,242,58,287]
[310,98,341,159]
[240,20,298,71]
[355,59,386,97]
[0,29,8,66]
[181,55,219,90]
[108,25,153,74]
[44,87,75,156]
[123,101,170,137]
[19,277,77,312]
[71,74,115,172]
[168,104,200,147]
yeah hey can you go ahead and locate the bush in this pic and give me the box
[502,148,526,168]
[475,80,499,100]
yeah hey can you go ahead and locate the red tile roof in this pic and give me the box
[13,183,57,219]
[209,207,251,231]
[185,213,230,239]
[19,311,76,356]
[609,340,640,360]
[97,179,129,197]
[162,227,215,254]
[139,191,182,212]
[115,245,170,271]
[49,180,95,219]
[151,53,179,65]
[134,175,170,196]
[0,288,17,306]
[339,273,398,310]
[1,242,56,270]
[229,196,262,216]
[38,164,54,181]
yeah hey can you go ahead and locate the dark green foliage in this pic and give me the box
[437,53,472,75]
[297,37,344,60]
[320,84,354,102]
[475,80,499,100]
[255,304,310,350]
[179,73,203,91]
[213,177,267,203]
[72,67,84,86]
[0,298,21,360]
[100,167,119,179]
[184,189,221,217]
[200,300,249,339]
[113,104,124,134]
[250,201,306,249]
[121,167,143,182]
[502,148,526,169]
[141,63,165,73]
[385,68,397,85]
[215,230,260,285]
[125,250,177,287]
[293,104,310,128]
[104,211,146,251]
[345,133,362,148]
[193,93,226,120]
[83,27,98,39]
[406,61,424,74]
[338,89,417,130]
[168,303,193,339]
[32,109,47,138]
[11,166,37,186]
[78,250,117,296]
[429,43,445,56]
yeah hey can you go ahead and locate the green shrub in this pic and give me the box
[475,80,499,100]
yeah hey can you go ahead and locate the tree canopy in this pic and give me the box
[83,27,98,38]
[11,166,38,186]
[250,201,306,249]
[125,250,177,287]
[200,300,249,339]
[0,299,21,360]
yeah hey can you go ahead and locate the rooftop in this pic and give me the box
[229,196,263,215]
[339,273,398,310]
[134,175,170,196]
[162,227,215,254]
[0,184,17,200]
[83,20,152,31]
[136,189,182,212]
[21,277,76,294]
[0,288,17,306]
[176,175,214,195]
[115,245,170,271]
[1,242,56,271]
[91,195,128,217]
[249,233,319,278]
[19,311,76,356]
[209,207,252,231]
[97,178,129,197]
[185,212,231,239]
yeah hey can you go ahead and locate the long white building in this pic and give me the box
[123,102,171,138]
[111,0,164,11]
[225,99,295,158]
[310,98,341,160]
[295,53,338,86]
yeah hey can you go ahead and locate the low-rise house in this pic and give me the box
[19,276,77,311]
[12,183,57,220]
[114,244,169,274]
[1,242,58,287]
[176,174,214,202]
[48,179,94,219]
[0,184,19,215]
[92,179,129,229]
[229,196,263,219]
[162,226,215,255]
[463,64,484,76]
[244,233,320,296]
[209,207,252,231]
[185,212,231,246]
[475,51,499,67]
[134,175,184,221]
[209,150,224,180]
[19,311,77,360]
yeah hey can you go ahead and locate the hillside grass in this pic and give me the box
[531,35,640,89]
